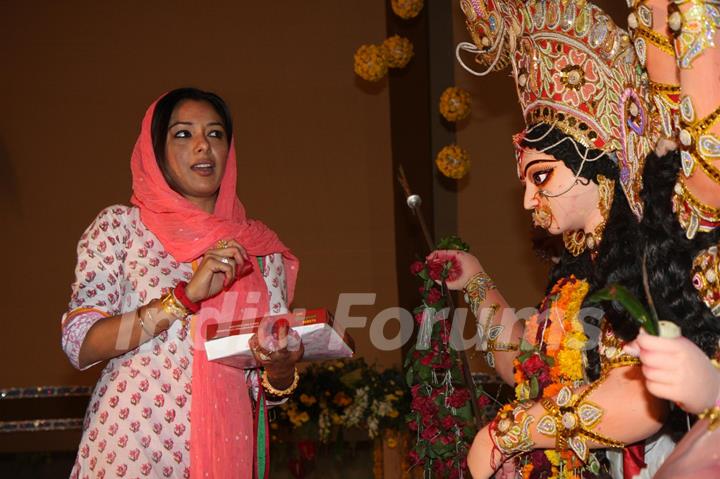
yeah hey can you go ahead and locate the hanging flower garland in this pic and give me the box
[513,275,603,478]
[382,35,414,69]
[405,236,498,478]
[439,87,472,122]
[391,0,424,20]
[435,145,471,179]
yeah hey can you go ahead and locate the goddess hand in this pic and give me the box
[426,250,483,290]
[185,239,249,303]
[626,330,720,414]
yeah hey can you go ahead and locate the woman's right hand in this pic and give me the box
[426,250,483,290]
[185,239,250,303]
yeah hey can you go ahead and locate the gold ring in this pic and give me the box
[216,239,229,249]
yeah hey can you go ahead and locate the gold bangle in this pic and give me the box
[699,405,720,431]
[636,25,676,56]
[261,367,299,397]
[161,290,189,319]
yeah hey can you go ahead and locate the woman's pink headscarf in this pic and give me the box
[130,94,299,478]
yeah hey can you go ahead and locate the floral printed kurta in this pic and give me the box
[62,205,288,478]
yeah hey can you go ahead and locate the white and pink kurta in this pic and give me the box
[62,205,288,479]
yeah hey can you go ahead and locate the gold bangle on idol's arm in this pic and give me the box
[463,271,496,315]
[528,357,670,465]
[698,359,720,430]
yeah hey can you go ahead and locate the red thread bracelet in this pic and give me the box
[174,281,201,314]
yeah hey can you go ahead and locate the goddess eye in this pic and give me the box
[174,130,191,138]
[208,130,224,139]
[532,169,553,186]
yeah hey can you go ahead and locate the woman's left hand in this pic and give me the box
[248,319,304,387]
[625,330,720,414]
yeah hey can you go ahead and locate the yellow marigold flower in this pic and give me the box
[331,413,342,425]
[385,394,398,402]
[382,35,414,69]
[545,449,561,466]
[435,145,471,179]
[387,409,399,418]
[563,331,588,350]
[391,0,424,19]
[386,436,398,448]
[298,412,310,423]
[557,348,583,380]
[439,87,472,122]
[354,44,388,82]
[300,394,317,406]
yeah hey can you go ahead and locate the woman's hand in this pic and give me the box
[249,319,304,388]
[426,250,483,290]
[625,330,720,414]
[185,239,249,303]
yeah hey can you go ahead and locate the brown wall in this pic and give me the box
[0,1,399,389]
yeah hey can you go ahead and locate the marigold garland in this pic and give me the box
[391,0,424,20]
[439,87,472,122]
[510,276,602,478]
[382,35,414,69]
[354,44,388,82]
[435,145,471,179]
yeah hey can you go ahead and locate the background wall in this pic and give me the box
[0,0,398,390]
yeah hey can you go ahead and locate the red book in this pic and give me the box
[204,309,355,369]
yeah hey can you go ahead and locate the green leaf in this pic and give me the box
[405,367,415,386]
[436,235,470,252]
[589,284,658,335]
[529,375,539,399]
[519,339,535,353]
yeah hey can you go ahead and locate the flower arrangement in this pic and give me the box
[391,0,424,20]
[439,87,472,122]
[435,145,471,179]
[405,236,499,478]
[273,358,409,443]
[382,35,414,69]
[354,44,388,82]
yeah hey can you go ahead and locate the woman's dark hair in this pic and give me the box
[520,123,644,380]
[150,87,233,186]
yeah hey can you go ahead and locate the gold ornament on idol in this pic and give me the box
[532,193,554,230]
[562,175,615,258]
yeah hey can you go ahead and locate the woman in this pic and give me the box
[61,88,301,478]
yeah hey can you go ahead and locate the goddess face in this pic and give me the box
[164,99,229,209]
[518,148,601,234]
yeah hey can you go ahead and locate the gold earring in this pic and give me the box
[562,175,615,258]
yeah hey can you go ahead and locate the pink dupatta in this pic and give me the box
[129,96,299,478]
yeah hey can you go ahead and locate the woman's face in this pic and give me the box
[518,148,600,234]
[164,99,229,209]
